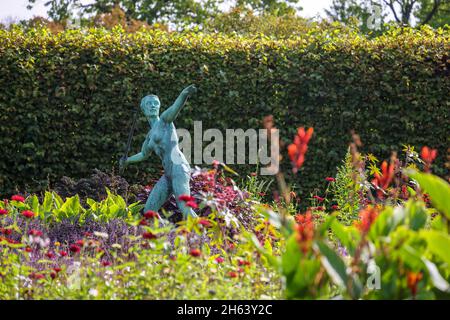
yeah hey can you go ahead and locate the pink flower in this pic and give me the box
[0,209,8,216]
[21,210,35,219]
[325,177,336,182]
[215,257,224,263]
[11,195,25,202]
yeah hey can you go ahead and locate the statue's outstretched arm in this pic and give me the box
[122,138,151,166]
[161,84,197,123]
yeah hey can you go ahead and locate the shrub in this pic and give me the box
[0,25,448,196]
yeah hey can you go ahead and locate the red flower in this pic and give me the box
[325,177,336,182]
[294,211,314,253]
[189,248,201,257]
[101,261,112,267]
[75,240,85,246]
[11,195,25,202]
[69,244,81,253]
[50,271,57,280]
[331,205,339,210]
[83,232,92,238]
[25,246,32,253]
[45,252,55,259]
[238,259,251,266]
[313,195,325,202]
[179,194,195,202]
[198,218,212,227]
[406,271,423,298]
[28,229,43,237]
[142,231,157,240]
[420,146,437,172]
[139,219,148,226]
[372,161,394,197]
[59,250,68,257]
[0,209,8,216]
[143,210,159,219]
[21,210,35,219]
[288,127,314,173]
[53,267,62,273]
[215,257,224,263]
[228,271,238,278]
[0,228,12,235]
[354,206,379,234]
[29,273,44,280]
[186,201,198,209]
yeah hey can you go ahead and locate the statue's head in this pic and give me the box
[140,95,160,117]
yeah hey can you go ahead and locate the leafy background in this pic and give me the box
[0,26,448,196]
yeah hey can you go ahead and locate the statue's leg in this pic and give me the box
[172,164,198,219]
[144,175,171,213]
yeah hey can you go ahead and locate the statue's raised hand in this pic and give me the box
[182,84,197,96]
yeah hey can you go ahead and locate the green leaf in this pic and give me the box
[421,230,450,265]
[406,169,450,220]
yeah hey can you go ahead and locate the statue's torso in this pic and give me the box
[145,119,189,177]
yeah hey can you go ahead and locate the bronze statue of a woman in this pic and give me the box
[120,85,198,219]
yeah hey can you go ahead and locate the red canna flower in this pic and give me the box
[325,177,336,182]
[142,231,157,240]
[406,271,423,298]
[143,210,159,219]
[288,127,314,173]
[215,257,224,263]
[420,146,437,172]
[59,250,68,257]
[179,194,195,202]
[0,209,8,216]
[21,210,35,219]
[372,161,395,198]
[11,195,25,202]
[354,206,379,234]
[189,248,201,257]
[186,201,198,209]
[294,211,314,254]
[69,244,81,253]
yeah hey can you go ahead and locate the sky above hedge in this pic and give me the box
[0,0,333,23]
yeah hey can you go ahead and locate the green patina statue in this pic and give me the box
[120,85,198,219]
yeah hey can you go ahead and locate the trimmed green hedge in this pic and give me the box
[0,26,448,196]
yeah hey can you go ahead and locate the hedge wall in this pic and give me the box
[0,26,449,196]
